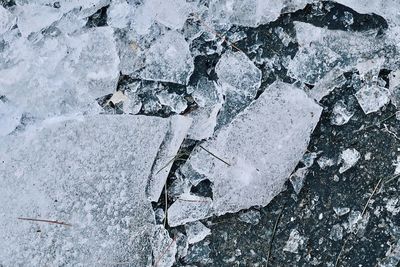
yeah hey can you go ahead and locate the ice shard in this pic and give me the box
[0,114,189,265]
[140,31,194,85]
[169,81,322,225]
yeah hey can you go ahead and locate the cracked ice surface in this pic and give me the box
[0,115,189,265]
[289,22,390,99]
[170,82,322,225]
[0,27,119,118]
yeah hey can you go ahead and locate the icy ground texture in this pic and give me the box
[0,115,189,266]
[170,82,322,225]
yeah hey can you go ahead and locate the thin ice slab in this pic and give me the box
[0,115,189,265]
[169,82,322,225]
[0,27,119,118]
[140,31,194,85]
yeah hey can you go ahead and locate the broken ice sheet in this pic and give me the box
[0,115,189,265]
[187,78,224,140]
[185,221,211,244]
[133,0,196,35]
[215,50,262,127]
[140,31,194,85]
[288,22,389,98]
[168,193,212,227]
[0,6,15,34]
[152,226,177,267]
[355,85,391,114]
[171,81,322,224]
[0,27,119,118]
[331,100,354,126]
[208,0,312,27]
[339,148,360,173]
[157,91,188,114]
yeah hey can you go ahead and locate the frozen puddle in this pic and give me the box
[170,81,322,226]
[0,115,190,266]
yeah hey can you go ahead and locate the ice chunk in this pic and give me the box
[146,116,192,202]
[140,31,194,85]
[0,6,15,34]
[168,193,212,227]
[208,0,312,27]
[329,224,344,241]
[238,210,261,225]
[289,22,386,94]
[289,167,308,195]
[0,115,186,265]
[215,50,262,127]
[283,229,305,254]
[0,27,119,118]
[152,226,177,267]
[157,91,188,114]
[216,50,261,98]
[334,0,400,27]
[317,156,336,169]
[14,4,63,37]
[0,99,22,136]
[107,0,134,29]
[331,100,354,125]
[187,78,224,140]
[185,221,211,244]
[339,148,360,173]
[133,0,195,35]
[179,81,322,219]
[355,85,391,114]
[333,207,350,217]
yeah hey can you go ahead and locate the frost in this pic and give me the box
[185,221,211,244]
[140,31,194,85]
[355,85,391,114]
[238,210,261,225]
[283,229,305,254]
[331,100,354,126]
[175,81,322,222]
[0,115,188,265]
[168,193,212,227]
[339,148,360,173]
